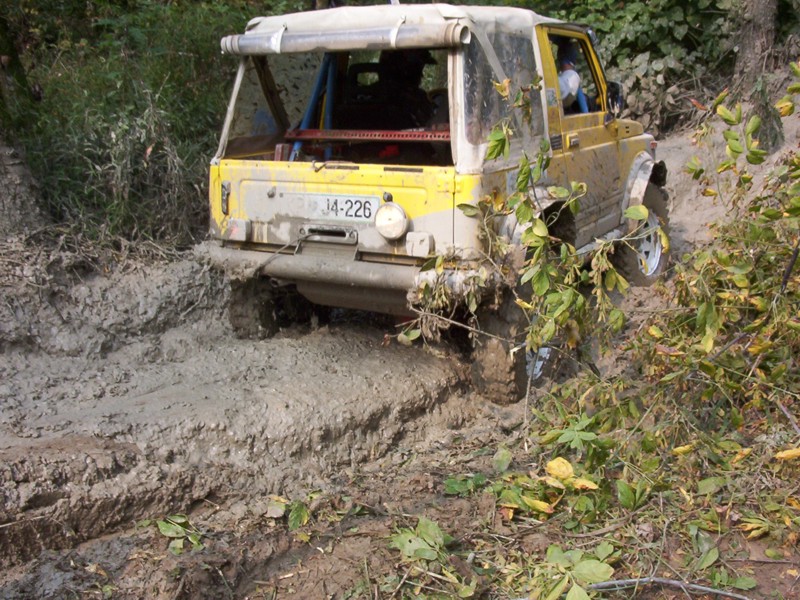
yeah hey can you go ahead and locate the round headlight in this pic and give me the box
[374,202,408,240]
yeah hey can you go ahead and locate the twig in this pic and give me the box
[215,566,234,599]
[586,577,754,600]
[0,515,49,530]
[780,239,799,293]
[776,399,800,436]
[390,568,412,599]
[168,574,186,600]
[728,557,797,564]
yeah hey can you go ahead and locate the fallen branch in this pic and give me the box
[776,399,800,436]
[587,577,753,600]
[780,239,799,294]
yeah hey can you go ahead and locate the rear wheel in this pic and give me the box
[228,278,278,339]
[470,291,557,405]
[617,184,670,286]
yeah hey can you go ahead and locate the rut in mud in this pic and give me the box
[0,247,470,572]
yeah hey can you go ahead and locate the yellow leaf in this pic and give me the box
[787,569,800,577]
[572,477,599,490]
[546,457,574,480]
[701,188,719,197]
[541,476,566,490]
[673,444,695,456]
[521,496,554,514]
[655,344,684,357]
[515,298,535,311]
[786,497,800,510]
[493,78,511,99]
[775,98,795,117]
[731,448,752,464]
[775,448,800,461]
[659,228,670,252]
[647,325,664,339]
[748,340,774,355]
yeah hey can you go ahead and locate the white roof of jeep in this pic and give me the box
[221,4,559,55]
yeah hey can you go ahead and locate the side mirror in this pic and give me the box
[607,80,624,116]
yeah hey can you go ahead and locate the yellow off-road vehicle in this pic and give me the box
[202,3,668,401]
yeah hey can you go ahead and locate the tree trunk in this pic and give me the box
[734,0,778,90]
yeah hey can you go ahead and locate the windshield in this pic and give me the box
[223,49,452,166]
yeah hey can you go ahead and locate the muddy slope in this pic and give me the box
[0,246,465,572]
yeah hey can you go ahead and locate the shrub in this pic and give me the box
[7,0,303,244]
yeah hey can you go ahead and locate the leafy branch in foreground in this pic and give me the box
[387,63,800,600]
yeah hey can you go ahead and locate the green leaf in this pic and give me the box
[493,446,513,473]
[616,480,635,510]
[572,559,614,584]
[595,541,614,561]
[726,138,743,155]
[544,575,571,600]
[457,578,478,598]
[288,501,310,531]
[547,186,571,199]
[697,476,727,496]
[444,477,471,496]
[157,520,186,538]
[546,545,572,568]
[716,105,739,125]
[565,584,591,600]
[540,319,557,343]
[624,204,649,220]
[732,576,757,590]
[168,537,185,555]
[746,149,767,165]
[187,532,203,550]
[745,115,761,136]
[391,531,436,560]
[697,547,719,570]
[167,514,189,524]
[416,516,445,549]
[533,270,550,296]
[532,218,549,237]
[405,328,421,341]
[457,203,480,217]
[516,156,532,192]
[516,200,534,225]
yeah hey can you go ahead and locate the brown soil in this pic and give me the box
[1,115,799,599]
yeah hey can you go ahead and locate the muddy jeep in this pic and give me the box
[201,4,668,401]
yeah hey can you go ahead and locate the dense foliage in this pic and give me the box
[3,0,303,243]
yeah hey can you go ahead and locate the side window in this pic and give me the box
[464,34,542,145]
[548,34,602,115]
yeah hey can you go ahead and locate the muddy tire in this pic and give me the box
[471,291,556,405]
[228,278,278,339]
[617,184,670,286]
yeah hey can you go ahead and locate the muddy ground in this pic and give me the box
[1,115,798,600]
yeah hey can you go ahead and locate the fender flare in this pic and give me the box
[619,151,657,233]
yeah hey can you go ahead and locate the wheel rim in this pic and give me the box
[527,346,553,381]
[637,212,662,276]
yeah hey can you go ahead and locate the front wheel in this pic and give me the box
[617,184,670,286]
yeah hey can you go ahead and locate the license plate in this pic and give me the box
[302,193,379,222]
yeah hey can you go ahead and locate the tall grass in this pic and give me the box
[9,0,302,245]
